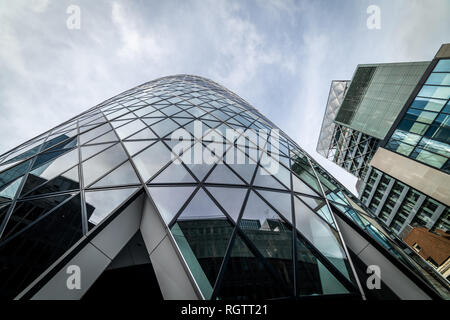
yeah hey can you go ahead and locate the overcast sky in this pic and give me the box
[1,0,449,194]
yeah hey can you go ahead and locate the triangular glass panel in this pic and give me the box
[150,162,195,184]
[215,232,292,300]
[0,176,23,203]
[147,186,196,224]
[177,189,224,221]
[125,128,157,140]
[298,195,326,212]
[173,118,192,127]
[133,106,155,117]
[225,150,257,184]
[253,166,287,190]
[292,172,319,196]
[87,130,118,144]
[205,164,244,185]
[132,141,173,182]
[82,144,128,187]
[294,197,351,281]
[256,190,292,224]
[142,117,164,127]
[80,123,113,145]
[123,140,153,157]
[86,188,139,229]
[115,119,147,140]
[174,111,194,118]
[0,159,33,192]
[150,118,180,138]
[90,161,140,188]
[81,143,115,161]
[205,187,246,223]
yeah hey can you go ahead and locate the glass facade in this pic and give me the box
[335,62,430,140]
[0,75,448,300]
[317,81,379,180]
[386,59,450,173]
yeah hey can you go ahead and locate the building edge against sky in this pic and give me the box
[316,43,450,281]
[0,75,448,300]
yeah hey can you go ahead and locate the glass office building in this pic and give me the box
[0,75,448,300]
[385,59,450,173]
[335,62,430,140]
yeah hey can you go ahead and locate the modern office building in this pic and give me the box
[318,61,430,179]
[317,45,449,252]
[359,45,450,238]
[0,75,448,300]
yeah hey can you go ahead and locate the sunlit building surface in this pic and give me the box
[0,75,448,300]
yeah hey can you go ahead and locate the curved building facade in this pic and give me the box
[0,75,448,300]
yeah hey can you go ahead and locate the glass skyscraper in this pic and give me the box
[0,75,448,300]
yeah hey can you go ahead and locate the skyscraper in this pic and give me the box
[0,75,447,300]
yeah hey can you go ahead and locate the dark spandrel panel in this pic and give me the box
[0,194,72,242]
[0,203,11,229]
[215,232,292,300]
[0,159,32,191]
[171,215,234,299]
[0,194,82,299]
[296,235,349,296]
[86,188,138,229]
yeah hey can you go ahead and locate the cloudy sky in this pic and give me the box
[1,0,449,194]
